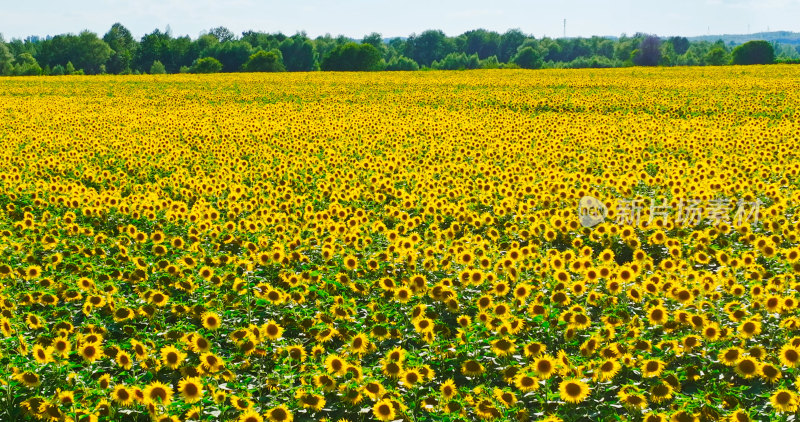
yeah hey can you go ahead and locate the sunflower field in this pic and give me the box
[1,66,800,422]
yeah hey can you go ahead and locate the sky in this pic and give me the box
[1,0,799,41]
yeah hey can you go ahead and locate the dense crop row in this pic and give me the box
[1,67,800,421]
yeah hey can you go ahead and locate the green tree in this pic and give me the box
[668,36,690,55]
[13,52,42,75]
[731,40,775,65]
[150,60,167,74]
[322,43,383,71]
[103,23,137,74]
[243,49,285,72]
[191,57,223,73]
[513,47,543,69]
[385,56,419,71]
[65,61,76,75]
[632,35,661,66]
[462,29,500,59]
[206,41,253,72]
[279,35,316,71]
[361,32,387,57]
[405,30,454,67]
[432,52,480,70]
[208,27,235,43]
[36,31,111,74]
[0,39,13,75]
[704,46,730,66]
[498,29,527,63]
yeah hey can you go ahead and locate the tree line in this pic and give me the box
[0,24,797,76]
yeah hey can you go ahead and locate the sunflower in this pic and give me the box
[349,333,370,354]
[200,352,224,372]
[14,371,41,388]
[439,378,458,400]
[727,409,751,422]
[98,373,112,389]
[185,406,202,420]
[113,307,134,322]
[559,379,590,404]
[401,369,422,388]
[649,381,674,404]
[738,319,761,339]
[760,363,782,383]
[646,305,668,325]
[0,318,13,337]
[532,355,558,379]
[619,391,647,410]
[413,317,434,334]
[493,388,517,407]
[80,342,104,363]
[734,357,760,379]
[373,398,396,421]
[32,345,53,364]
[190,335,211,353]
[524,341,546,358]
[201,312,221,330]
[263,320,284,340]
[324,354,347,376]
[266,405,293,422]
[115,350,133,369]
[770,389,798,413]
[718,347,743,366]
[312,374,337,392]
[112,385,134,407]
[362,381,386,400]
[143,381,173,405]
[238,410,263,422]
[178,377,203,403]
[461,360,485,377]
[131,340,149,360]
[231,396,253,411]
[595,359,621,381]
[514,373,540,392]
[779,344,800,368]
[641,359,665,378]
[160,345,186,369]
[25,314,44,330]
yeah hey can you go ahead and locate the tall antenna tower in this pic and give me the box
[563,19,566,38]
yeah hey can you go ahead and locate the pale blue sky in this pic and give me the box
[1,0,799,40]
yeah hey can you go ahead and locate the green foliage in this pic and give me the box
[205,40,253,72]
[37,31,111,75]
[385,56,419,71]
[704,47,730,66]
[731,40,775,65]
[150,60,167,74]
[1,25,795,78]
[513,47,543,69]
[321,42,384,71]
[103,23,136,74]
[191,56,223,73]
[432,52,480,70]
[565,55,618,68]
[243,49,286,72]
[405,29,455,67]
[279,36,316,71]
[13,53,41,76]
[65,61,76,75]
[633,35,661,66]
[50,64,65,75]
